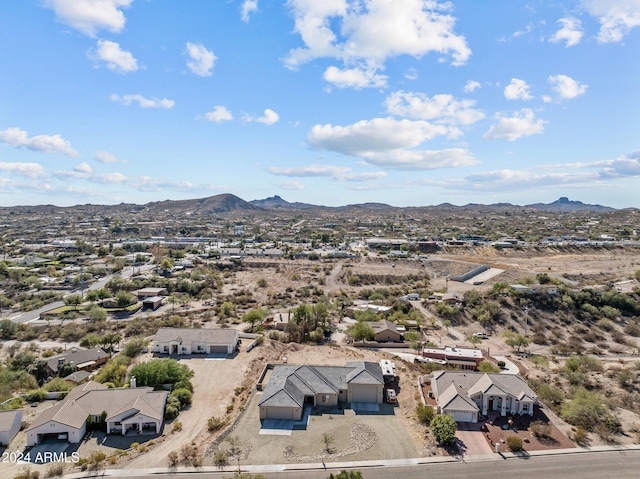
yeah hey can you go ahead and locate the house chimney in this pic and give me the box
[130,376,136,388]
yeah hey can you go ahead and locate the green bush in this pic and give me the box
[506,436,523,452]
[415,404,434,425]
[169,388,192,409]
[430,415,457,446]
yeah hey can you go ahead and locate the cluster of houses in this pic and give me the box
[2,322,538,451]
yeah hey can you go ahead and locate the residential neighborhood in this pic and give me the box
[0,196,639,478]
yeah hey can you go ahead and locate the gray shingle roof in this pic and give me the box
[433,371,536,405]
[0,409,23,432]
[153,327,238,345]
[259,362,383,408]
[47,347,108,373]
[26,381,168,433]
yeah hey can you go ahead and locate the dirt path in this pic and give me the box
[123,349,255,469]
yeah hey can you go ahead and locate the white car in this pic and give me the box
[473,332,489,339]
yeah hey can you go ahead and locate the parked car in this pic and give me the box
[385,388,397,403]
[473,332,489,339]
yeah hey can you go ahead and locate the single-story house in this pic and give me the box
[263,311,292,331]
[152,327,239,355]
[142,296,165,310]
[510,284,559,296]
[25,381,168,446]
[0,409,23,446]
[421,346,483,371]
[430,371,537,423]
[135,287,168,299]
[346,303,393,317]
[259,361,384,420]
[46,347,109,377]
[370,320,403,342]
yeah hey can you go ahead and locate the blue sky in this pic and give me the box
[1,0,639,208]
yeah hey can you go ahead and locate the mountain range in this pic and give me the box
[0,194,618,216]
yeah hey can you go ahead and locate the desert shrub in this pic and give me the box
[415,404,434,425]
[44,462,64,478]
[536,383,565,408]
[530,420,552,439]
[561,388,608,430]
[572,425,588,445]
[207,416,228,432]
[171,421,182,433]
[596,318,615,331]
[167,451,179,467]
[624,322,640,337]
[506,436,523,452]
[213,449,228,468]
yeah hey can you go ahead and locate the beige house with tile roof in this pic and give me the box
[25,381,168,446]
[430,371,537,423]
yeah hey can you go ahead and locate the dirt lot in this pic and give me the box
[201,344,434,466]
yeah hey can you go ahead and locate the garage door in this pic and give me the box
[208,345,228,354]
[450,411,475,423]
[351,385,378,403]
[265,407,294,420]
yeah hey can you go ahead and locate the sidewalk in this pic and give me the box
[62,444,640,477]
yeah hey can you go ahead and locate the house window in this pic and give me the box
[164,346,168,352]
[322,394,330,403]
[522,403,529,412]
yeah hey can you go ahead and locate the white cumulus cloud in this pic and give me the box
[323,66,387,89]
[0,162,47,178]
[504,78,533,101]
[241,0,259,22]
[385,91,485,126]
[94,151,126,163]
[0,127,78,157]
[483,109,545,141]
[285,0,470,88]
[110,94,175,109]
[91,40,138,73]
[548,74,588,99]
[246,108,280,125]
[550,17,583,47]
[581,0,640,43]
[186,42,217,77]
[204,106,233,123]
[44,0,133,37]
[307,117,478,170]
[464,80,481,93]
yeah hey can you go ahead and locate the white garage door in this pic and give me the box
[265,407,294,420]
[351,385,378,403]
[450,411,474,423]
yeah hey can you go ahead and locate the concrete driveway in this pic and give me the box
[456,427,493,456]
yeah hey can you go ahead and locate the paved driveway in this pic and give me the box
[456,427,493,456]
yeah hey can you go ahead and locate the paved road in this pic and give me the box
[80,449,640,479]
[8,264,156,324]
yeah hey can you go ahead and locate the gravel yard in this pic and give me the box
[207,389,418,466]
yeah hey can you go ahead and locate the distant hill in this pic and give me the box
[144,193,262,214]
[249,195,317,210]
[0,195,619,216]
[525,197,615,213]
